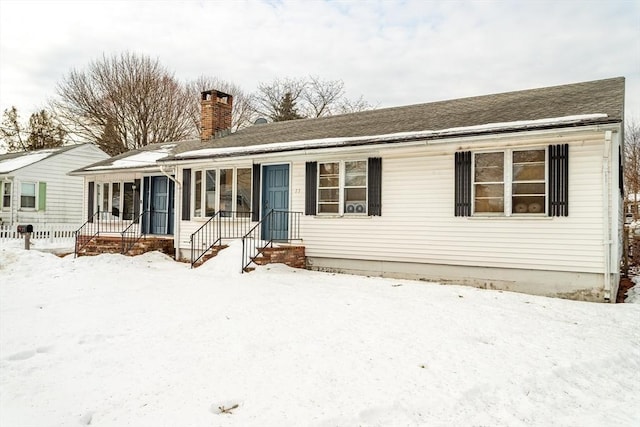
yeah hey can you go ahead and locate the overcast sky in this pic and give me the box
[1,0,639,123]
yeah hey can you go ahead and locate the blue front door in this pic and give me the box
[143,176,174,235]
[262,164,289,240]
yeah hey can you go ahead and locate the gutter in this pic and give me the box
[603,130,612,301]
[164,119,622,162]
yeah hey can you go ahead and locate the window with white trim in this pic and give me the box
[318,160,368,215]
[92,180,137,219]
[473,148,546,215]
[2,182,10,209]
[20,182,36,209]
[192,167,252,218]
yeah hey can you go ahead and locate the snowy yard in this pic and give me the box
[1,242,639,426]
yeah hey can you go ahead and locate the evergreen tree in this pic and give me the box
[26,110,65,150]
[97,117,124,156]
[272,92,303,122]
[0,107,65,152]
[0,106,27,152]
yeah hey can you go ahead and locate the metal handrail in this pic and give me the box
[190,211,222,267]
[121,210,149,255]
[74,211,100,257]
[190,210,253,267]
[75,208,145,257]
[241,210,302,272]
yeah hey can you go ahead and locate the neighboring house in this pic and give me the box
[0,144,109,228]
[625,193,639,223]
[72,78,625,302]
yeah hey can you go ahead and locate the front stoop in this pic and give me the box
[189,245,228,267]
[76,236,175,258]
[253,245,306,269]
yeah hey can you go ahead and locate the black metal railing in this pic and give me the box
[190,210,253,267]
[74,208,146,257]
[74,211,101,257]
[241,210,302,273]
[121,210,149,255]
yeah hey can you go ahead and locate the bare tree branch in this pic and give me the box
[254,76,373,121]
[624,119,640,218]
[185,76,256,132]
[51,52,193,155]
[301,76,345,117]
[255,77,307,121]
[0,107,66,152]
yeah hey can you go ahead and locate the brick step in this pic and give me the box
[76,236,174,258]
[191,245,228,267]
[252,246,306,269]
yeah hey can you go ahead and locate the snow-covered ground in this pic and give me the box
[1,242,639,426]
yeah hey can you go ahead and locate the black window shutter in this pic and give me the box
[87,182,94,222]
[252,164,261,221]
[305,162,317,215]
[182,169,191,220]
[548,144,569,216]
[368,157,382,216]
[454,151,472,216]
[619,146,624,196]
[134,179,141,219]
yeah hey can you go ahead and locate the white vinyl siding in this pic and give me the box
[174,129,616,278]
[298,133,608,274]
[1,145,109,227]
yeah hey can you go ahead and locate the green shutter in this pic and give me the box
[38,182,47,211]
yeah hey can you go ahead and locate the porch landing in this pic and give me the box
[76,236,174,258]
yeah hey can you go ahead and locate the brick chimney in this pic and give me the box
[201,90,233,141]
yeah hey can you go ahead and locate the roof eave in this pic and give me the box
[69,165,164,176]
[163,118,621,162]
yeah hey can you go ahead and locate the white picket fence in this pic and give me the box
[0,223,79,245]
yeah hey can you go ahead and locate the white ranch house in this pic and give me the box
[72,78,626,302]
[0,144,109,230]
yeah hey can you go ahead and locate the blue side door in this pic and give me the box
[262,164,289,240]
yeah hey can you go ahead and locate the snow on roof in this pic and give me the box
[85,144,176,171]
[0,149,59,173]
[174,114,608,160]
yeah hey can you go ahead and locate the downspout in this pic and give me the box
[603,131,612,302]
[159,164,182,259]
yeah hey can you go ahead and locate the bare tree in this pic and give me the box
[51,52,193,155]
[302,75,345,117]
[254,76,373,121]
[625,119,640,218]
[255,77,307,121]
[185,76,256,133]
[337,95,375,115]
[0,106,66,152]
[0,107,27,152]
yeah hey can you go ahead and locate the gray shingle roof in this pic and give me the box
[167,76,624,159]
[0,144,89,174]
[73,77,625,172]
